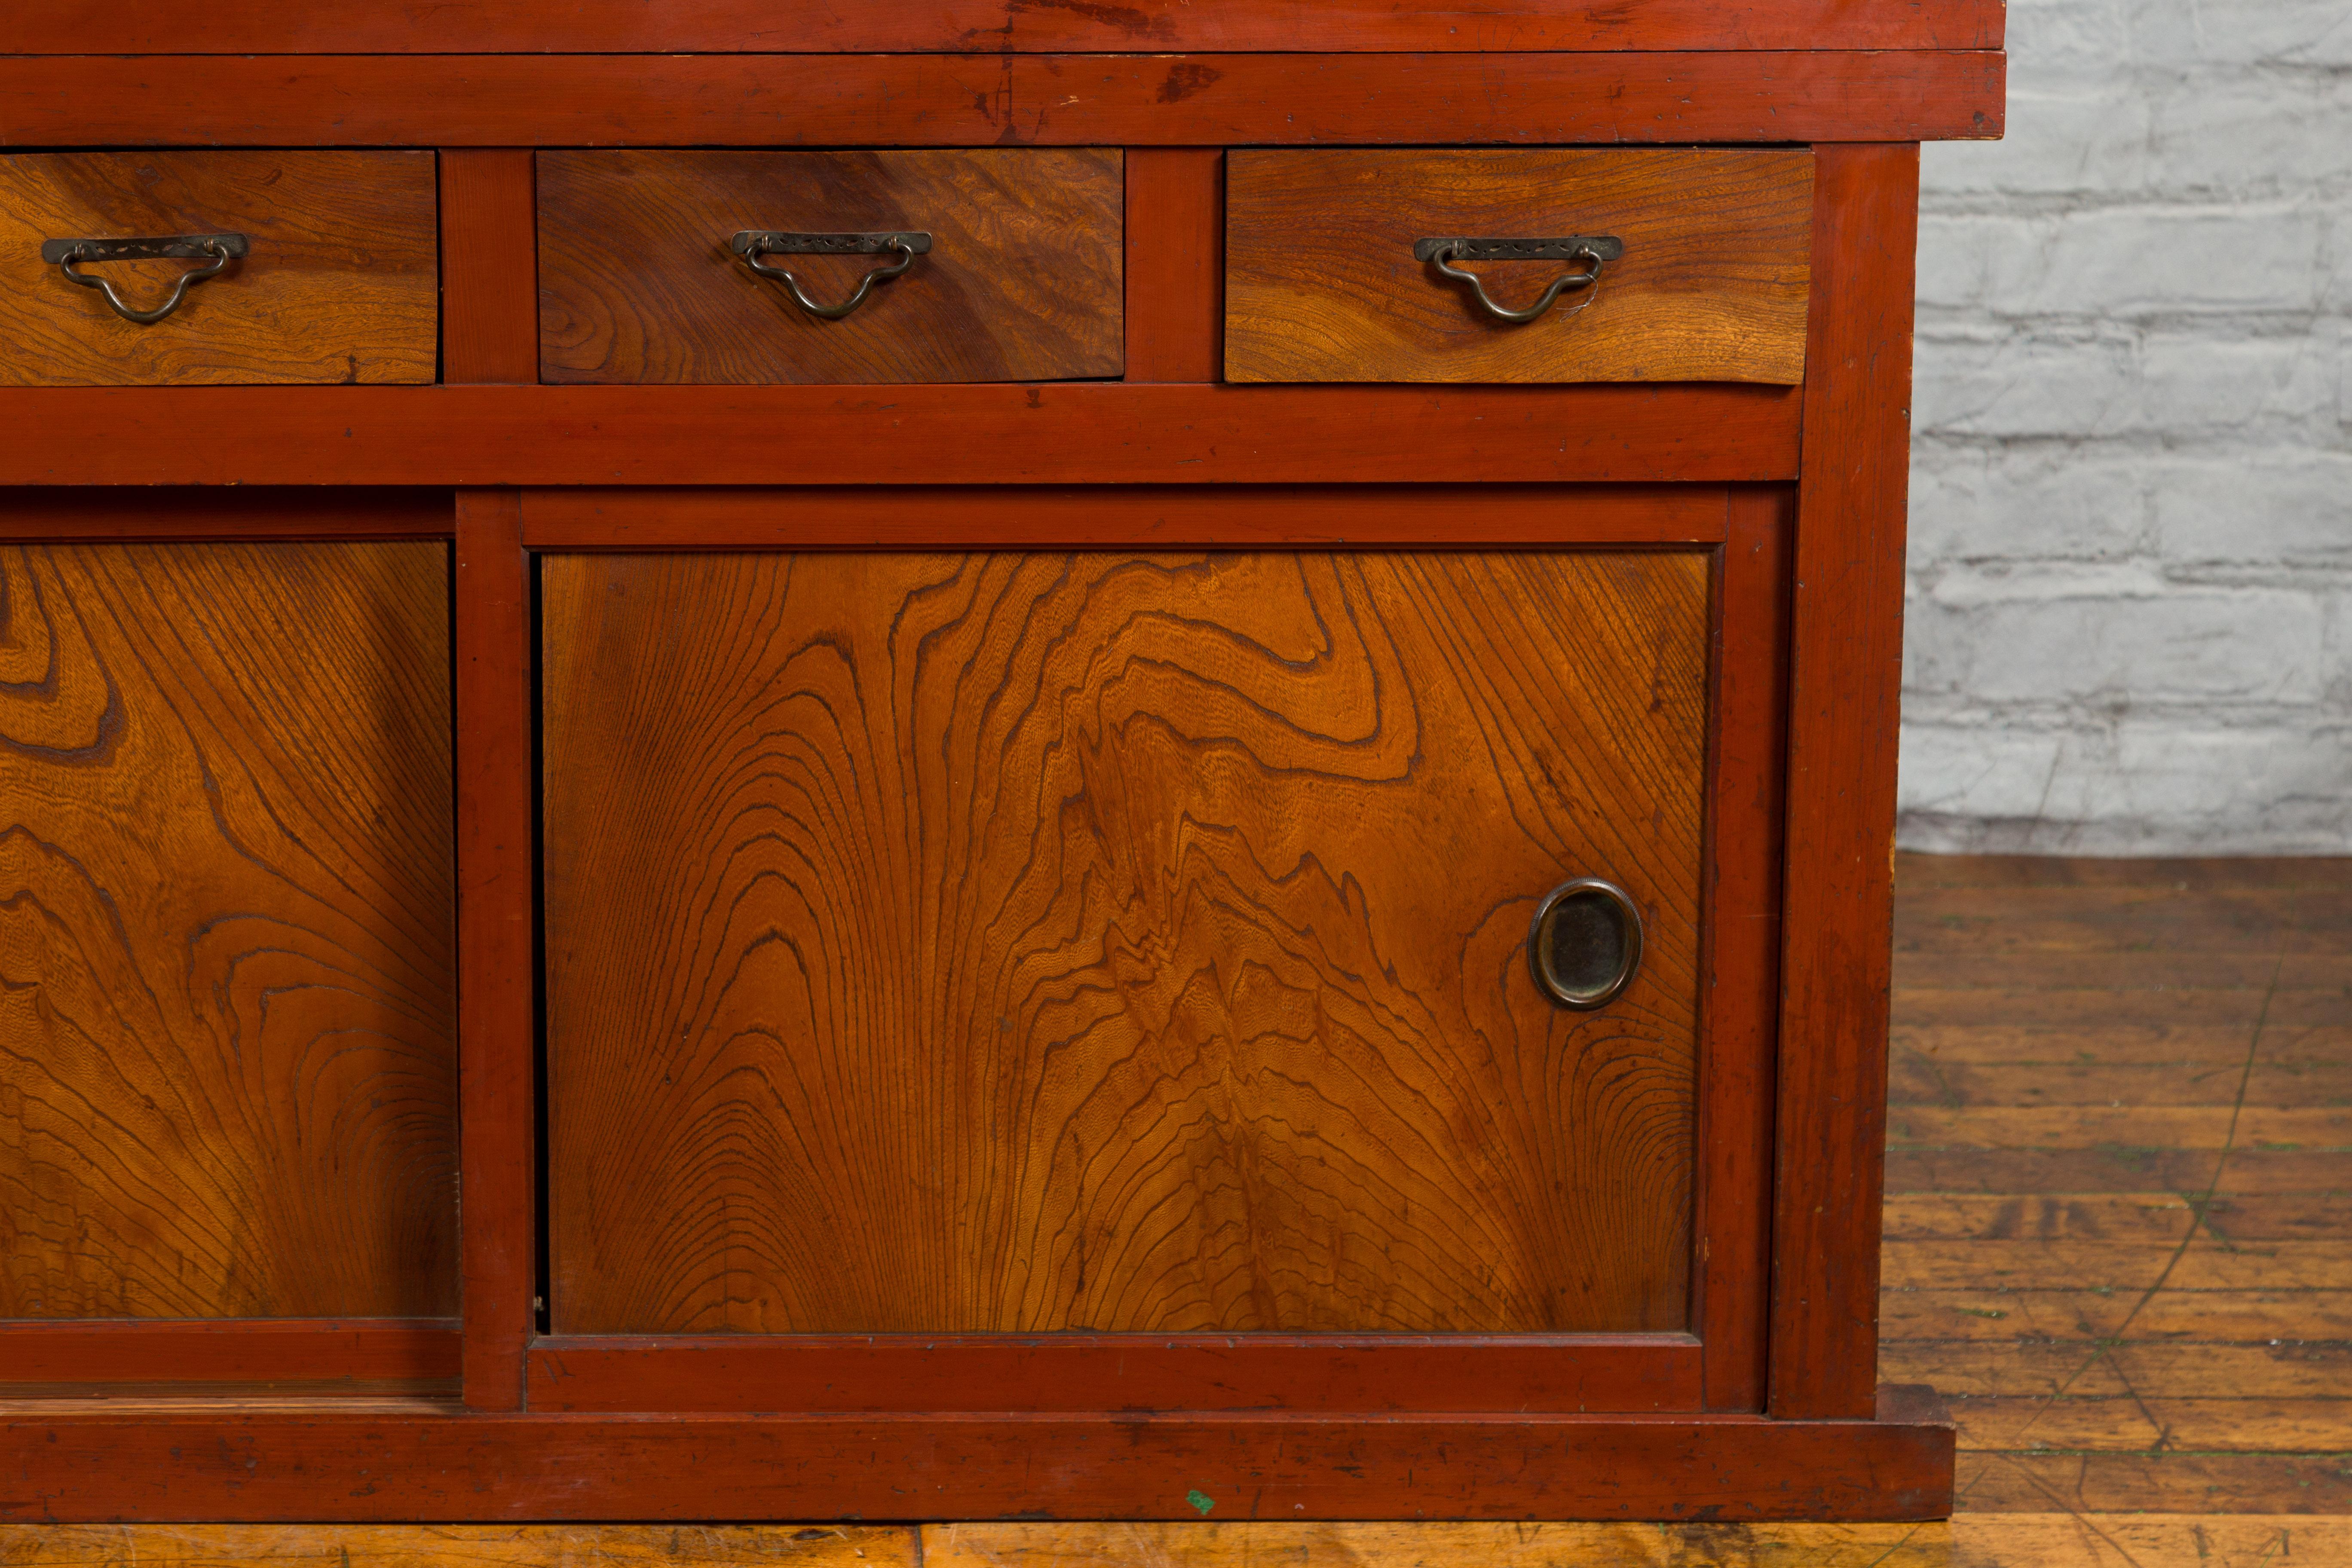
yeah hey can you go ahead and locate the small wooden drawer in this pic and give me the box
[0,151,438,386]
[1225,149,1814,385]
[537,150,1124,385]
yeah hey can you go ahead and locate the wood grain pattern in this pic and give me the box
[537,150,1122,385]
[1770,144,1920,1420]
[10,1515,2348,1568]
[5,0,2009,54]
[26,859,2337,1531]
[0,53,2009,150]
[0,384,1803,488]
[0,153,438,387]
[0,541,456,1318]
[0,1526,910,1568]
[1885,854,2352,1519]
[544,549,1707,1335]
[1965,1455,2352,1517]
[925,1518,2352,1568]
[1226,150,1813,386]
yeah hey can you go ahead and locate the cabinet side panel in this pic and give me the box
[0,539,456,1317]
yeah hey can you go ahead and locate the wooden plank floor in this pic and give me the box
[2,854,2344,1565]
[1886,852,2352,1529]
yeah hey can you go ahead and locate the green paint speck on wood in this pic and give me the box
[1187,1489,1216,1515]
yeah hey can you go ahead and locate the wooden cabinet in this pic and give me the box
[0,152,438,386]
[0,0,2001,1527]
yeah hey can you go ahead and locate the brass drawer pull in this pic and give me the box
[42,233,248,324]
[1415,235,1621,325]
[1529,877,1644,1010]
[730,230,933,320]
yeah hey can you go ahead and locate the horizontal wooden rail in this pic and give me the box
[526,1333,1704,1413]
[8,1,2006,56]
[1,1403,1954,1520]
[0,1320,461,1387]
[0,487,450,538]
[521,483,1734,548]
[0,384,1801,488]
[0,53,2006,147]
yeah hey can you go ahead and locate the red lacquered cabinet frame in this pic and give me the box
[0,1,2000,1524]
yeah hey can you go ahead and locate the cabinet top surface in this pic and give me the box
[16,1,2006,57]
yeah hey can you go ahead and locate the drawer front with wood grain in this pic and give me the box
[1226,149,1814,385]
[537,150,1125,385]
[543,547,1706,1336]
[0,152,439,387]
[0,540,456,1319]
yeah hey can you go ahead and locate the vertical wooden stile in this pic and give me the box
[439,149,539,384]
[1123,149,1223,382]
[456,490,535,1408]
[1702,486,1792,1410]
[1770,143,1922,1420]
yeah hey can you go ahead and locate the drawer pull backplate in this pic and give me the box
[1529,876,1645,1010]
[731,230,934,320]
[1415,235,1621,325]
[42,233,249,325]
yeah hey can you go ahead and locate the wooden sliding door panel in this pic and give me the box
[0,540,456,1319]
[545,548,1708,1336]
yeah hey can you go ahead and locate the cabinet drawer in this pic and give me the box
[543,547,1705,1336]
[0,152,438,387]
[537,150,1124,385]
[1226,149,1813,385]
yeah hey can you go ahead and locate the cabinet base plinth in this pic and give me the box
[3,1396,1953,1522]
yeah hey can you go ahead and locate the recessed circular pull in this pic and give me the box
[1528,878,1644,1010]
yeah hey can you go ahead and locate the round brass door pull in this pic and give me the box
[1528,877,1644,1010]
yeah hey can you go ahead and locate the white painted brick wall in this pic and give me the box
[1900,0,2352,854]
